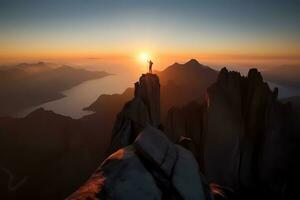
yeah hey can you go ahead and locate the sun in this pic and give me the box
[138,52,151,63]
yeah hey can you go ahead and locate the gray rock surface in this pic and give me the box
[67,126,211,200]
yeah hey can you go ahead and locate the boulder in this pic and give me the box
[67,126,211,200]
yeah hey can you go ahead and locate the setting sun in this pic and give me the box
[138,52,151,63]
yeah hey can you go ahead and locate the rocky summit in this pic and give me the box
[108,73,161,154]
[67,73,214,200]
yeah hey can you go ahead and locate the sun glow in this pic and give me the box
[138,52,151,63]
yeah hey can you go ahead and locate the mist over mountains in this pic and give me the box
[0,62,109,116]
[262,64,300,88]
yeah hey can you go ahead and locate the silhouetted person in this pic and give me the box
[148,60,153,73]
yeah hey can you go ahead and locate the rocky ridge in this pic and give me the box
[166,67,299,199]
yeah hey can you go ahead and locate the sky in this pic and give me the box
[0,0,300,68]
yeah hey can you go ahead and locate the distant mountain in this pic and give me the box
[159,59,218,119]
[159,59,217,101]
[84,88,134,113]
[0,62,110,116]
[262,64,300,88]
[158,58,215,86]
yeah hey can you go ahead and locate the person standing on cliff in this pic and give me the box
[148,60,153,73]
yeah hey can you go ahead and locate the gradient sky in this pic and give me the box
[0,0,300,64]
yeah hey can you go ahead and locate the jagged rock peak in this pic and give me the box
[216,67,266,86]
[134,73,160,127]
[217,67,229,82]
[216,67,242,85]
[108,73,161,154]
[247,68,263,82]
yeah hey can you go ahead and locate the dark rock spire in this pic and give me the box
[108,73,161,154]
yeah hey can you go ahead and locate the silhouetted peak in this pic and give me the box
[217,67,229,82]
[25,108,61,119]
[220,67,229,73]
[273,87,279,98]
[37,61,46,65]
[134,73,160,126]
[17,62,47,68]
[134,73,160,97]
[185,59,201,66]
[247,68,263,82]
[162,59,214,75]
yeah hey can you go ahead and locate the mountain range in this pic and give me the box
[0,59,299,200]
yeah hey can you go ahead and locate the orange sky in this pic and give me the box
[1,0,300,69]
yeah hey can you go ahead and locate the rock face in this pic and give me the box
[67,126,212,200]
[108,73,161,154]
[165,101,206,169]
[165,68,298,199]
[204,68,272,190]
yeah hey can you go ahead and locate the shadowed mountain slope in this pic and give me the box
[0,108,112,200]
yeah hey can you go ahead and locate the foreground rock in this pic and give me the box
[67,126,213,200]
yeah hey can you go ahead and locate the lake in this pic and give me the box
[17,73,139,118]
